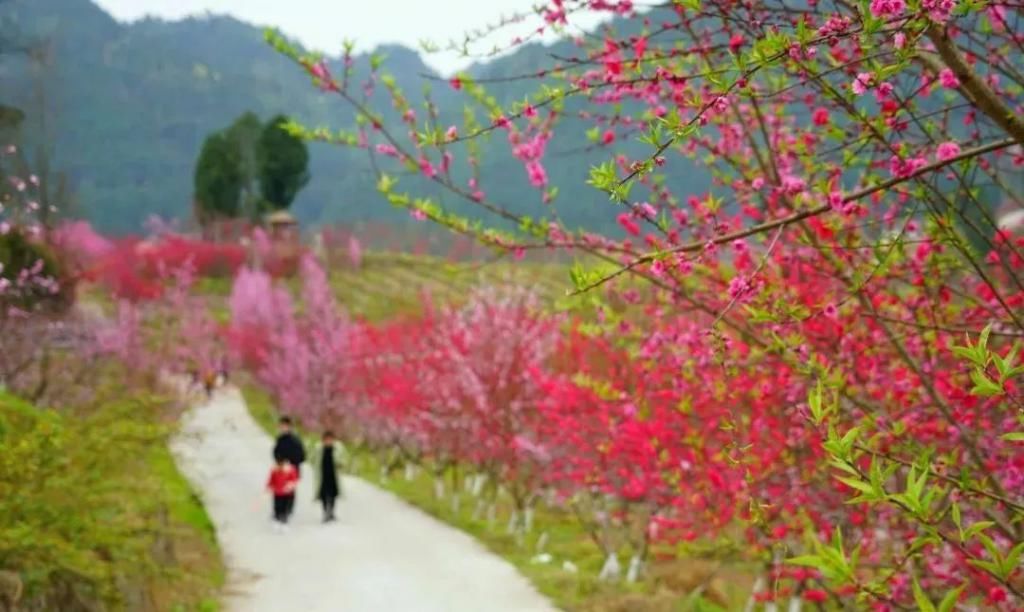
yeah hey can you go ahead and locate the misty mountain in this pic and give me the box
[0,0,710,236]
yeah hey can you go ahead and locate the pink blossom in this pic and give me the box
[445,125,458,141]
[637,202,657,219]
[936,141,961,161]
[869,0,905,17]
[828,191,844,212]
[727,275,756,300]
[852,72,873,96]
[939,68,960,89]
[375,143,399,157]
[525,161,548,188]
[617,213,640,236]
[889,155,928,178]
[874,82,894,101]
[411,209,428,221]
[922,0,957,22]
[780,175,806,196]
[894,32,907,49]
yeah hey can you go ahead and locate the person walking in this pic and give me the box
[266,452,298,532]
[311,430,343,522]
[202,369,216,399]
[272,416,305,520]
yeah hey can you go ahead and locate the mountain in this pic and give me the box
[0,0,711,236]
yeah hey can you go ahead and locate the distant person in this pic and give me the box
[266,452,298,532]
[312,430,342,522]
[216,364,230,388]
[202,370,216,399]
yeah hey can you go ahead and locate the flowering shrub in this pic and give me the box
[268,0,1024,608]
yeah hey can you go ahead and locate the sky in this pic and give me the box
[91,0,605,74]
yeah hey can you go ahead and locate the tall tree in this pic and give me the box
[193,131,242,224]
[257,115,309,211]
[226,111,263,221]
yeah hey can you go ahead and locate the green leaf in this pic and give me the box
[836,475,876,496]
[969,369,1003,397]
[912,577,937,612]
[937,585,964,612]
[1004,540,1024,575]
[808,379,825,425]
[786,554,824,568]
[979,323,992,351]
[962,520,995,542]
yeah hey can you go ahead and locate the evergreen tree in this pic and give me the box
[257,115,309,211]
[193,131,242,223]
[226,111,263,221]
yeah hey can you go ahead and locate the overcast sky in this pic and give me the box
[91,0,605,74]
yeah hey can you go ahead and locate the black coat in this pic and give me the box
[273,432,306,469]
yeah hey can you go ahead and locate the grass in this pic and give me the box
[239,382,756,612]
[327,251,570,321]
[148,441,224,612]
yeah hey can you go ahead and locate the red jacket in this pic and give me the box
[267,464,298,496]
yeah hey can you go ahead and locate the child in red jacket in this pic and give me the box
[267,454,298,530]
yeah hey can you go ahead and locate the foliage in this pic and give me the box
[193,130,243,223]
[226,111,264,221]
[257,114,310,211]
[0,388,221,611]
[0,227,67,311]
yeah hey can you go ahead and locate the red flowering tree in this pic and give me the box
[271,0,1024,607]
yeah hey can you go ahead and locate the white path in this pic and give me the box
[170,386,556,612]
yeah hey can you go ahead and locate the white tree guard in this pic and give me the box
[625,554,643,583]
[744,576,766,612]
[535,531,549,554]
[598,552,621,582]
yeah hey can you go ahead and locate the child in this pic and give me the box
[311,430,343,522]
[267,452,298,531]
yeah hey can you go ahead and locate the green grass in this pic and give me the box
[239,383,754,611]
[149,444,219,545]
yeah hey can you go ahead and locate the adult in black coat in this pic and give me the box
[273,416,306,474]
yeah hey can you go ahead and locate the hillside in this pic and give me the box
[0,0,711,236]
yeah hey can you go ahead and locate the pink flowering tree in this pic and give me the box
[272,0,1024,607]
[229,255,355,427]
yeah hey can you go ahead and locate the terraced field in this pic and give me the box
[327,252,570,321]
